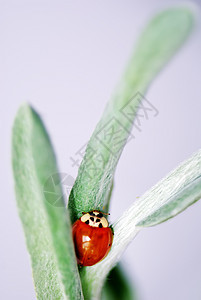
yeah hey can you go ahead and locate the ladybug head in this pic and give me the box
[80,210,109,228]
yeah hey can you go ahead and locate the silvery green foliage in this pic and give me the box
[81,150,201,299]
[12,7,199,300]
[12,106,83,299]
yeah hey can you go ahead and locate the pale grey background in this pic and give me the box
[1,0,201,299]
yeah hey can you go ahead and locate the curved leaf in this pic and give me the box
[81,148,201,299]
[68,7,195,223]
[137,174,201,227]
[12,105,83,299]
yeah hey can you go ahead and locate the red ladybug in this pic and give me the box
[72,210,113,266]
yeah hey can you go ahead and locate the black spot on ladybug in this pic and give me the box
[96,219,101,222]
[89,212,95,216]
[90,217,94,221]
[99,223,103,228]
[85,220,89,224]
[97,213,103,218]
[109,243,111,246]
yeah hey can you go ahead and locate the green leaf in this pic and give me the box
[68,7,195,223]
[101,264,136,300]
[136,174,201,227]
[12,105,83,299]
[81,149,201,299]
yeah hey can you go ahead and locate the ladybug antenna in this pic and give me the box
[102,212,110,216]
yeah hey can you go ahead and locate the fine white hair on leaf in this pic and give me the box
[81,148,201,299]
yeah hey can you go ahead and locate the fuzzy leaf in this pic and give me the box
[68,7,195,223]
[136,174,201,227]
[81,149,201,299]
[12,105,83,299]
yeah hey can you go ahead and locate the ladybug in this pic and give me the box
[72,210,113,266]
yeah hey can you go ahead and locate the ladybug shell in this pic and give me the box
[72,219,113,266]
